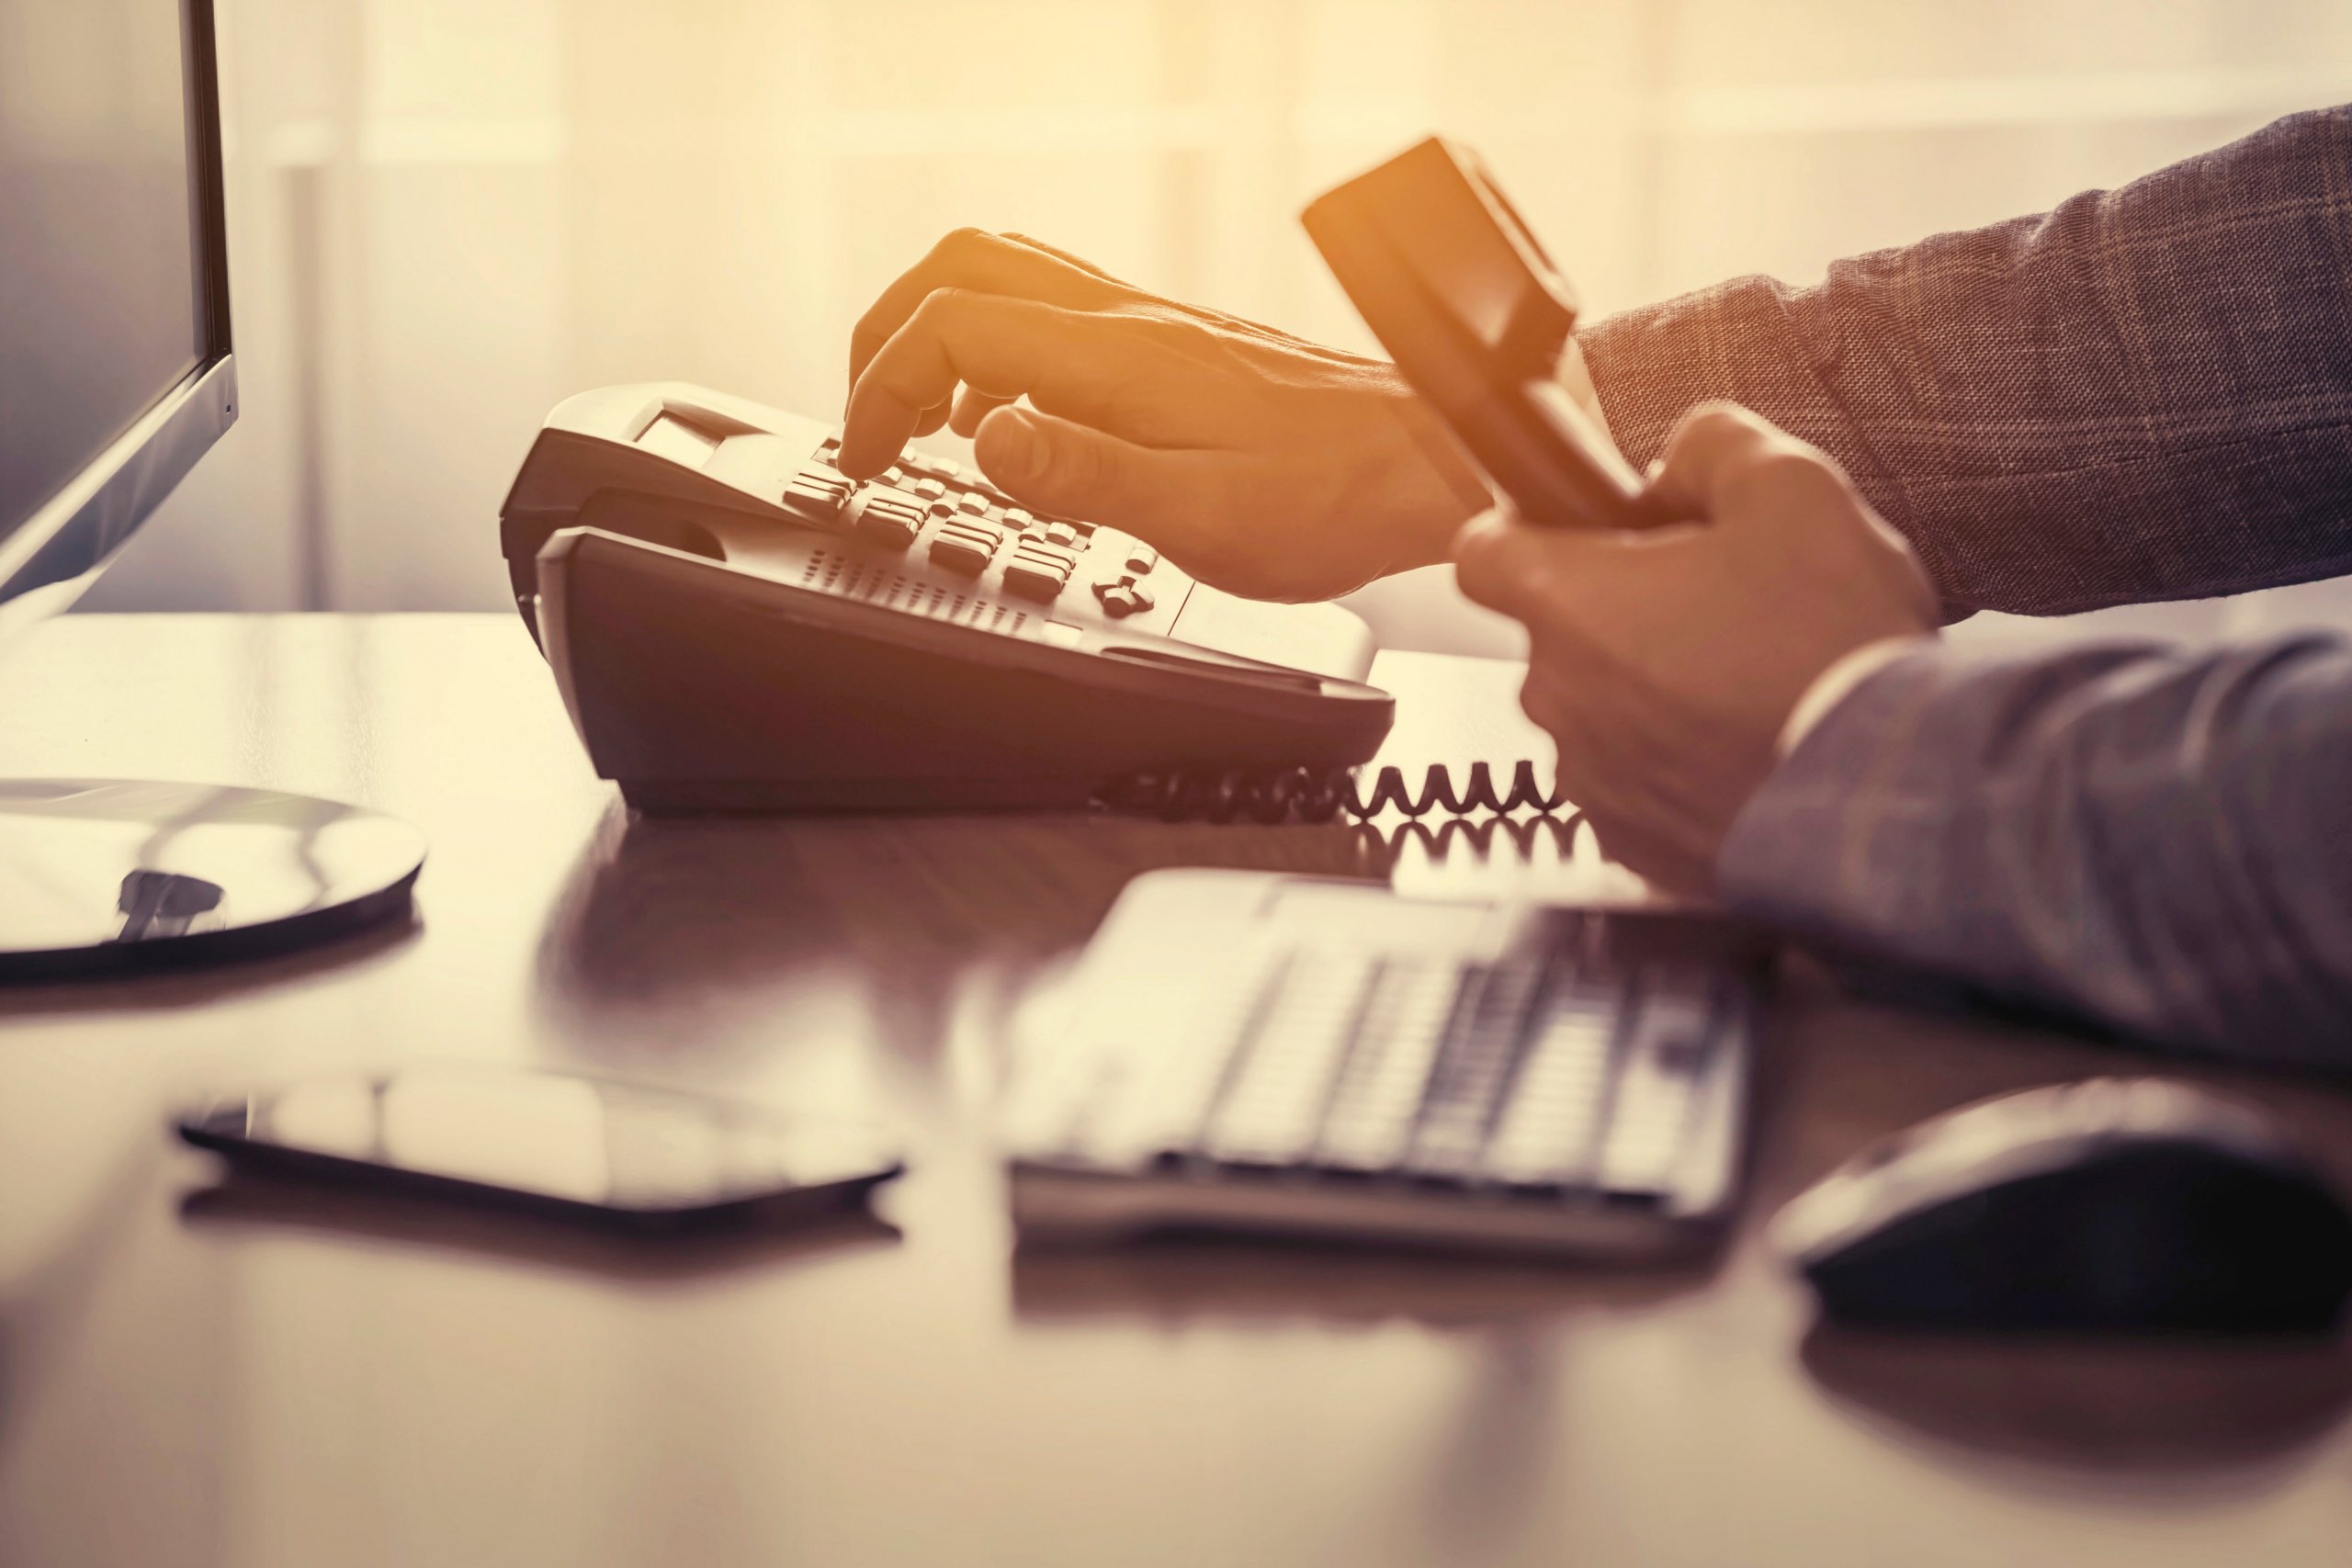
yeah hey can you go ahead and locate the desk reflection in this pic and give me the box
[1012,1233,1716,1328]
[532,803,1388,1071]
[1801,1322,2352,1481]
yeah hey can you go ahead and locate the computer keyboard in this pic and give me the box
[1003,871,1767,1258]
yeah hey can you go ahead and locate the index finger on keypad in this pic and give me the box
[846,228,1129,392]
[839,290,1116,479]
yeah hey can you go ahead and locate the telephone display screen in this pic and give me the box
[636,412,723,469]
[182,1066,900,1215]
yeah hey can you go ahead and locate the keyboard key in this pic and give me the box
[1482,982,1623,1189]
[1313,959,1462,1172]
[1595,981,1717,1196]
[1406,960,1544,1179]
[1203,951,1376,1167]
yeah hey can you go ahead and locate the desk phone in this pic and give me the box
[500,382,1392,812]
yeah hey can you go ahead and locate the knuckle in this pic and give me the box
[932,225,993,262]
[1678,402,1751,446]
[1517,665,1572,732]
[903,287,986,344]
[847,320,882,369]
[907,286,963,323]
[1452,537,1505,603]
[1734,446,1849,510]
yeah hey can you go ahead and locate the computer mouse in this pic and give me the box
[1774,1077,2352,1335]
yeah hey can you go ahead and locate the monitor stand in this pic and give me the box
[0,779,424,978]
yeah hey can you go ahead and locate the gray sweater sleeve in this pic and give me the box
[1577,105,2352,617]
[1717,636,2352,1066]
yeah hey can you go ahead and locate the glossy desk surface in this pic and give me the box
[3,615,2349,1568]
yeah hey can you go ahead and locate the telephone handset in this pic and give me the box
[1304,137,1659,531]
[499,382,1393,813]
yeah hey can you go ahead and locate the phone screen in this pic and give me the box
[182,1066,900,1215]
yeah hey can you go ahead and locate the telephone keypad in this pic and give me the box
[789,434,1167,631]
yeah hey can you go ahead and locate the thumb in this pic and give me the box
[974,405,1173,530]
[1452,508,1568,615]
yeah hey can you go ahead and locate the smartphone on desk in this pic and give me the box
[176,1066,904,1235]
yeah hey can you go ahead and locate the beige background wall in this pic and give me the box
[83,0,2352,652]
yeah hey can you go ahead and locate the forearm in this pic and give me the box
[1718,636,2352,1066]
[1579,105,2352,615]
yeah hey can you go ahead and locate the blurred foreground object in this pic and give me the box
[1777,1077,2352,1335]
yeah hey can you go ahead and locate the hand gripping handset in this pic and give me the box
[1302,137,1658,530]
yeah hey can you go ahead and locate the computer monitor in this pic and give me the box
[0,0,236,638]
[0,0,423,976]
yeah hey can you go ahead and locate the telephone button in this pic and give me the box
[1093,581,1154,618]
[1003,542,1078,602]
[929,525,1001,576]
[1123,544,1158,575]
[1017,541,1079,571]
[1003,558,1068,602]
[851,491,926,549]
[781,466,854,530]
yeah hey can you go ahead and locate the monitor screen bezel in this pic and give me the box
[0,0,238,638]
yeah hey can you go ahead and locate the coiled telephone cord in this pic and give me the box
[1099,760,1570,825]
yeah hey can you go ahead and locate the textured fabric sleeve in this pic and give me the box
[1577,105,2352,617]
[1716,635,2352,1067]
